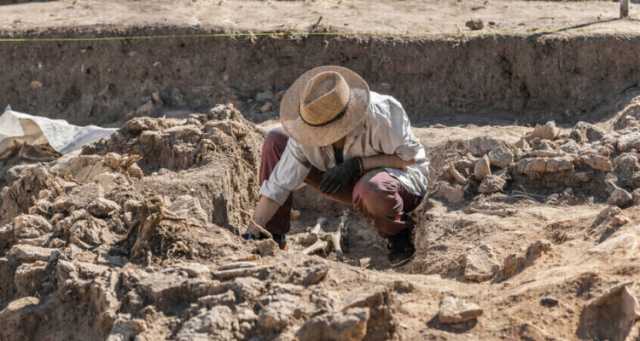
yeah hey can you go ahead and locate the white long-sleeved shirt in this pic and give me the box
[261,92,429,205]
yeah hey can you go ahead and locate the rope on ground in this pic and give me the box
[0,30,416,44]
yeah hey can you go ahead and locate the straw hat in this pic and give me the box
[280,65,370,147]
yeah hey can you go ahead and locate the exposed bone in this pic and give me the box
[301,212,349,260]
[302,217,330,255]
[211,265,272,280]
[223,255,259,262]
[218,261,257,270]
[302,239,330,256]
[463,206,516,217]
[332,211,349,261]
[311,217,327,234]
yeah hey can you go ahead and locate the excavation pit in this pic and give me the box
[3,1,640,339]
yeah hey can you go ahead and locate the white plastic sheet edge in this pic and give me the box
[0,105,116,156]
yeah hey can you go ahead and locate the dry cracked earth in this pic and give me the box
[4,96,640,340]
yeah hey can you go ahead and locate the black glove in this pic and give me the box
[320,157,364,194]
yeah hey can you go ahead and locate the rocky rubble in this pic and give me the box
[5,103,640,340]
[0,105,406,341]
[432,119,640,207]
[405,111,640,339]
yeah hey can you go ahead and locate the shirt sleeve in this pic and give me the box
[371,96,426,162]
[259,138,311,205]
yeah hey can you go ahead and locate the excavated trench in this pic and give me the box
[1,31,640,126]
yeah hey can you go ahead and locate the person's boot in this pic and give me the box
[387,227,415,265]
[272,233,287,250]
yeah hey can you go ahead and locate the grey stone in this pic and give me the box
[633,188,640,206]
[258,300,296,332]
[12,214,52,240]
[529,121,560,141]
[463,246,499,282]
[433,182,465,204]
[488,145,514,168]
[465,136,509,157]
[560,139,581,154]
[88,198,121,218]
[474,155,491,180]
[577,283,640,341]
[8,244,57,263]
[516,156,574,175]
[617,132,640,152]
[478,175,506,194]
[297,307,370,341]
[614,153,640,188]
[175,305,238,341]
[172,261,211,278]
[438,296,483,324]
[14,261,48,296]
[198,290,236,308]
[571,121,605,143]
[608,187,633,208]
[293,262,329,286]
[255,239,279,257]
[465,19,484,30]
[581,153,612,172]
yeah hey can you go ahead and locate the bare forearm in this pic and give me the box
[362,154,415,171]
[253,195,281,227]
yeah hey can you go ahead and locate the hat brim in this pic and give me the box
[280,65,370,147]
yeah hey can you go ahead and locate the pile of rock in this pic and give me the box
[433,119,640,208]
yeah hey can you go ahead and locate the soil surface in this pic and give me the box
[2,96,640,340]
[1,0,638,36]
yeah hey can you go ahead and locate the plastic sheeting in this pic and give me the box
[0,106,116,157]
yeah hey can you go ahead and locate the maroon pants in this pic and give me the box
[260,129,422,238]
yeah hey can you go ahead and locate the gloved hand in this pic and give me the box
[320,157,364,194]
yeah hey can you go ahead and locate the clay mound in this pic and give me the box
[85,104,262,173]
[0,106,258,338]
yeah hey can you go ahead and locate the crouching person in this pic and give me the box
[248,66,429,263]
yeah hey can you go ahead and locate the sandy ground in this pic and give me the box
[2,87,640,340]
[2,1,640,340]
[1,0,639,37]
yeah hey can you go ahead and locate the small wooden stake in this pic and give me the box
[621,0,630,18]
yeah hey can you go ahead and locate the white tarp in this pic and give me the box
[0,106,116,157]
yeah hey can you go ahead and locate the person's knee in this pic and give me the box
[353,176,399,216]
[263,129,288,154]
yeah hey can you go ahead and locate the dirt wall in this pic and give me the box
[1,31,639,125]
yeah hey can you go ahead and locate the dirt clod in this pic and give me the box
[540,296,559,308]
[437,296,483,324]
[577,283,640,341]
[529,121,560,141]
[465,19,484,31]
[297,308,370,341]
